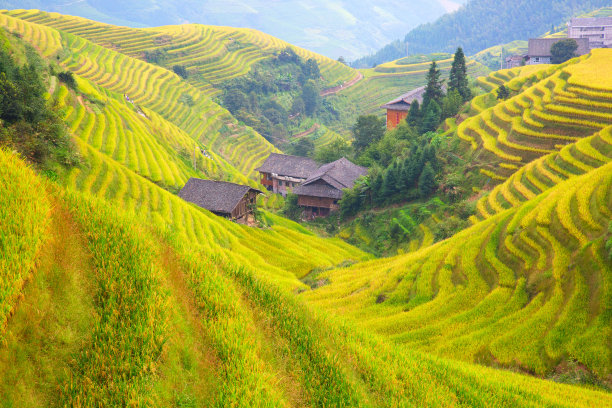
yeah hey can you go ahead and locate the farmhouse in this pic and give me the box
[293,157,368,218]
[256,153,319,196]
[525,38,590,65]
[505,55,525,69]
[381,86,426,130]
[568,17,612,49]
[179,178,261,223]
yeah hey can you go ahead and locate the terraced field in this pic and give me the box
[4,9,357,95]
[303,159,612,379]
[326,56,489,133]
[2,135,611,407]
[458,51,612,182]
[0,11,280,183]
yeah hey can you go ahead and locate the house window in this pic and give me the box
[279,181,283,186]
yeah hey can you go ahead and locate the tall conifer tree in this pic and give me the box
[449,47,471,101]
[422,61,444,109]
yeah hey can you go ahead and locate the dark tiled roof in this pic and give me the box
[255,153,319,178]
[178,178,261,214]
[571,17,612,27]
[527,38,590,57]
[294,180,344,199]
[294,157,368,199]
[381,86,426,111]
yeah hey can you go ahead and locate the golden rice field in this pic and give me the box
[1,9,611,407]
[458,52,612,182]
[303,160,612,380]
[0,10,278,183]
[1,136,611,407]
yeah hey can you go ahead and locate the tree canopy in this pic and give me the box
[551,39,579,64]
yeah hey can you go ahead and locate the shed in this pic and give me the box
[179,178,262,222]
[526,38,590,65]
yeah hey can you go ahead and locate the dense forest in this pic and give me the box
[353,0,610,68]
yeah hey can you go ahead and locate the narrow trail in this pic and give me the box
[292,123,320,139]
[0,197,95,407]
[156,244,220,404]
[320,72,363,97]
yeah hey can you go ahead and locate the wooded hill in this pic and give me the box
[354,0,611,68]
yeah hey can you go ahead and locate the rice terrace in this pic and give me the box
[0,1,610,407]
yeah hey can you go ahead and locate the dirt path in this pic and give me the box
[156,244,220,404]
[292,123,320,139]
[320,71,363,97]
[76,95,94,114]
[0,197,96,407]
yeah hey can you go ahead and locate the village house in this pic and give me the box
[179,178,261,223]
[505,55,525,69]
[525,37,590,65]
[568,17,612,49]
[255,152,319,196]
[293,157,368,218]
[380,86,426,130]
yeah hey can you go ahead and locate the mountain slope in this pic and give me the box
[354,0,610,68]
[0,0,468,59]
[302,50,612,384]
[2,139,611,406]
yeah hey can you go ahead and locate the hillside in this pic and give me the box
[302,49,612,385]
[354,0,610,68]
[0,0,467,60]
[0,8,611,407]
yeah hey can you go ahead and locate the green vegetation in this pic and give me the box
[354,0,610,68]
[0,9,612,407]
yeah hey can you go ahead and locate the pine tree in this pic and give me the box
[418,162,437,198]
[448,47,471,102]
[423,61,445,108]
[420,100,441,134]
[382,162,399,198]
[406,100,421,128]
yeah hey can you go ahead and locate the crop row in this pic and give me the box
[303,160,612,379]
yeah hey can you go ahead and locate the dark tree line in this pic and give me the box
[0,40,76,168]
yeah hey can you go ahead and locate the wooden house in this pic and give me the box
[255,153,319,196]
[526,38,589,65]
[293,157,368,218]
[381,86,426,130]
[179,178,262,223]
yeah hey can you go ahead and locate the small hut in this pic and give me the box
[179,178,262,223]
[381,86,426,130]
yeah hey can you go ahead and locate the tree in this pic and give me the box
[302,80,320,116]
[448,47,471,101]
[551,39,579,64]
[497,84,510,100]
[406,100,420,128]
[292,137,314,157]
[291,97,305,116]
[420,100,441,134]
[223,89,249,114]
[418,162,437,198]
[441,89,463,119]
[173,65,188,79]
[302,58,321,79]
[282,193,302,221]
[57,71,76,89]
[381,161,399,198]
[422,61,445,108]
[352,114,385,152]
[314,138,350,163]
[337,56,347,65]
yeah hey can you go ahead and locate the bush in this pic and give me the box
[57,71,76,89]
[173,65,189,79]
